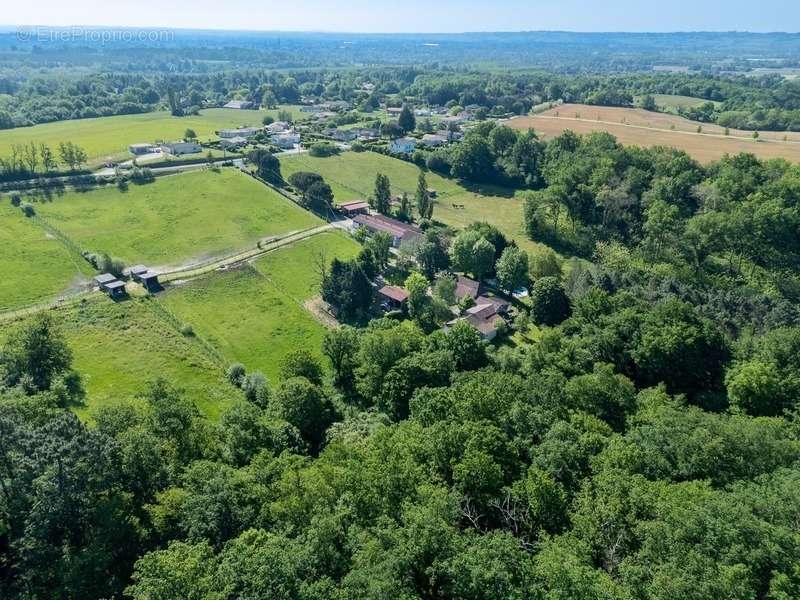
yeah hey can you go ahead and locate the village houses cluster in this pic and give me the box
[125,86,478,165]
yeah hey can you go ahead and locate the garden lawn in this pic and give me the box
[0,106,305,166]
[160,231,360,382]
[32,168,321,268]
[0,204,93,311]
[279,151,547,254]
[0,296,239,421]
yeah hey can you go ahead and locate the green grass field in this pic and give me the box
[279,151,548,254]
[0,296,239,421]
[31,168,321,268]
[0,106,304,166]
[648,94,721,111]
[0,204,94,310]
[280,151,462,202]
[159,231,360,382]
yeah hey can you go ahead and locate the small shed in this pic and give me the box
[378,285,409,310]
[129,143,155,155]
[94,273,117,291]
[139,271,161,293]
[105,280,127,300]
[339,201,370,217]
[128,265,148,282]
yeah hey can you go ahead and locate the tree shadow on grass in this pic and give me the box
[458,181,517,199]
[27,181,66,203]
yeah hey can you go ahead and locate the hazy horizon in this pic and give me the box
[3,25,800,35]
[4,0,799,35]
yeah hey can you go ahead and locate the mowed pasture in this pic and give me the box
[648,94,721,111]
[159,231,360,382]
[0,204,94,310]
[508,103,800,163]
[280,151,463,203]
[0,296,239,421]
[31,168,321,268]
[279,151,547,253]
[0,106,304,166]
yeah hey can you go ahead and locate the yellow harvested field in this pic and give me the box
[508,103,800,163]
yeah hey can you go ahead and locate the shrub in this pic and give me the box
[93,253,126,278]
[20,202,35,217]
[279,349,323,385]
[179,324,194,337]
[130,167,155,184]
[308,142,340,157]
[494,318,510,337]
[458,294,476,314]
[243,371,271,408]
[426,150,451,174]
[514,311,531,333]
[10,194,21,207]
[226,363,246,387]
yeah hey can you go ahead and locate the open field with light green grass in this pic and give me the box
[279,150,549,254]
[159,231,360,382]
[30,168,321,268]
[0,204,94,311]
[0,296,239,421]
[280,150,464,203]
[0,106,305,166]
[646,94,721,111]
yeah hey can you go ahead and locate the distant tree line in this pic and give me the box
[2,64,800,132]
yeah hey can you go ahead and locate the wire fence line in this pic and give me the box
[158,232,294,278]
[158,225,332,284]
[0,290,98,325]
[145,298,228,369]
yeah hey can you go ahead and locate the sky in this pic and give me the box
[3,0,799,33]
